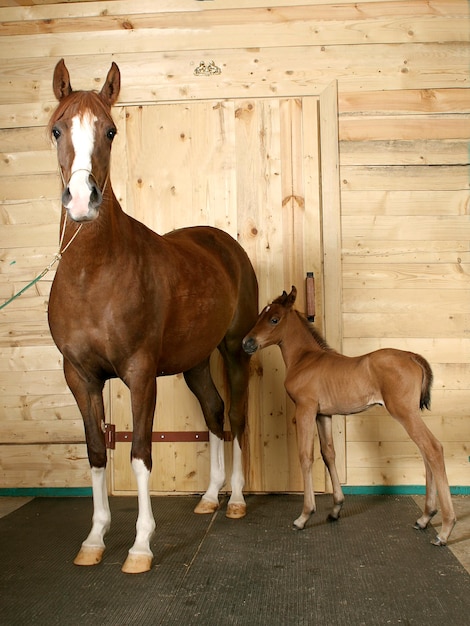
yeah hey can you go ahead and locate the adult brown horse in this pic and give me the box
[47,60,258,574]
[242,287,456,546]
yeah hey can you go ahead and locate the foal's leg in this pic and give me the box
[316,415,344,521]
[64,360,111,566]
[121,374,157,574]
[414,458,438,532]
[388,402,456,545]
[218,337,252,519]
[184,359,226,514]
[293,406,317,530]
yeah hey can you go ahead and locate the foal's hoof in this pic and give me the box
[226,503,246,519]
[431,536,447,547]
[121,553,153,574]
[73,546,104,566]
[194,498,219,515]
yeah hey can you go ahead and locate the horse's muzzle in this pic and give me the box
[242,336,258,355]
[62,178,103,222]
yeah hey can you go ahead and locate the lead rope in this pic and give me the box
[0,217,82,311]
[0,167,82,311]
[1,167,109,310]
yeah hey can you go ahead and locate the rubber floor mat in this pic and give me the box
[0,495,468,625]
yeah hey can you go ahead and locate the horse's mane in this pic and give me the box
[48,90,115,136]
[294,310,337,352]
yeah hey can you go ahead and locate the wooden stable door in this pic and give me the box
[108,88,344,495]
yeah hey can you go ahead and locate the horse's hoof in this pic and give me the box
[194,498,219,515]
[73,546,104,566]
[327,513,340,522]
[121,553,153,574]
[226,503,246,519]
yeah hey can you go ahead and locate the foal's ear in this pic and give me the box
[53,59,73,101]
[286,285,297,307]
[100,62,121,106]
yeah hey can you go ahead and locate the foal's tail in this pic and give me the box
[411,353,433,410]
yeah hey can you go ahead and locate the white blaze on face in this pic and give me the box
[66,111,97,220]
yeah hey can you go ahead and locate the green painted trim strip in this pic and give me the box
[342,485,470,496]
[0,487,92,497]
[0,486,469,497]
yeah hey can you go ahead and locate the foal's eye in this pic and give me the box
[52,127,61,140]
[106,128,117,141]
[270,316,280,325]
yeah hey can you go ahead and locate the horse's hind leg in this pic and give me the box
[184,359,226,515]
[388,402,456,545]
[218,335,253,519]
[64,360,111,567]
[414,458,438,531]
[316,415,344,521]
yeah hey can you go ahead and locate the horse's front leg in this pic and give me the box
[316,414,344,521]
[64,361,111,566]
[293,405,317,530]
[121,376,157,574]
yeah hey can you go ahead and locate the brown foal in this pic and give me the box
[243,286,456,546]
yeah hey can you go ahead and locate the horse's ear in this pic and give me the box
[53,59,73,101]
[100,62,120,106]
[286,286,297,307]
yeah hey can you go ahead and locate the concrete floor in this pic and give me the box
[1,494,469,574]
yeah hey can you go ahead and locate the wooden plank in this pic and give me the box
[341,190,469,216]
[1,4,468,49]
[340,165,470,191]
[0,200,59,225]
[338,88,470,115]
[341,215,470,241]
[343,263,470,290]
[0,419,84,444]
[343,312,470,339]
[342,288,469,313]
[0,393,79,421]
[339,140,470,166]
[339,117,470,141]
[347,412,470,444]
[343,338,470,364]
[2,0,464,23]
[0,443,90,488]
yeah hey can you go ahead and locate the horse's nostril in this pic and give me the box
[89,184,103,209]
[62,186,72,207]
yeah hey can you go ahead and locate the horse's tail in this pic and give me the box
[411,353,433,410]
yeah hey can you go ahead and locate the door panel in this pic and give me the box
[110,93,341,494]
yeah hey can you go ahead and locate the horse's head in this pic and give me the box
[242,286,297,354]
[49,59,121,222]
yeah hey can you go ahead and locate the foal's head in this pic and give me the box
[49,59,121,222]
[242,286,297,354]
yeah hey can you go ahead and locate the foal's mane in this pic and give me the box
[48,90,115,135]
[294,310,337,353]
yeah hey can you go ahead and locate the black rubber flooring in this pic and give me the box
[1,494,469,625]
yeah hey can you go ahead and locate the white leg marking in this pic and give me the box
[128,458,155,557]
[81,466,111,550]
[67,112,97,220]
[202,432,226,504]
[228,438,245,506]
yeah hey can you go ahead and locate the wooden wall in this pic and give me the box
[1,0,469,493]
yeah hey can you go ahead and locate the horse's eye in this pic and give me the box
[52,127,61,140]
[106,128,117,141]
[270,316,280,325]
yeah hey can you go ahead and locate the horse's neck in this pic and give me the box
[60,190,129,261]
[279,311,325,368]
